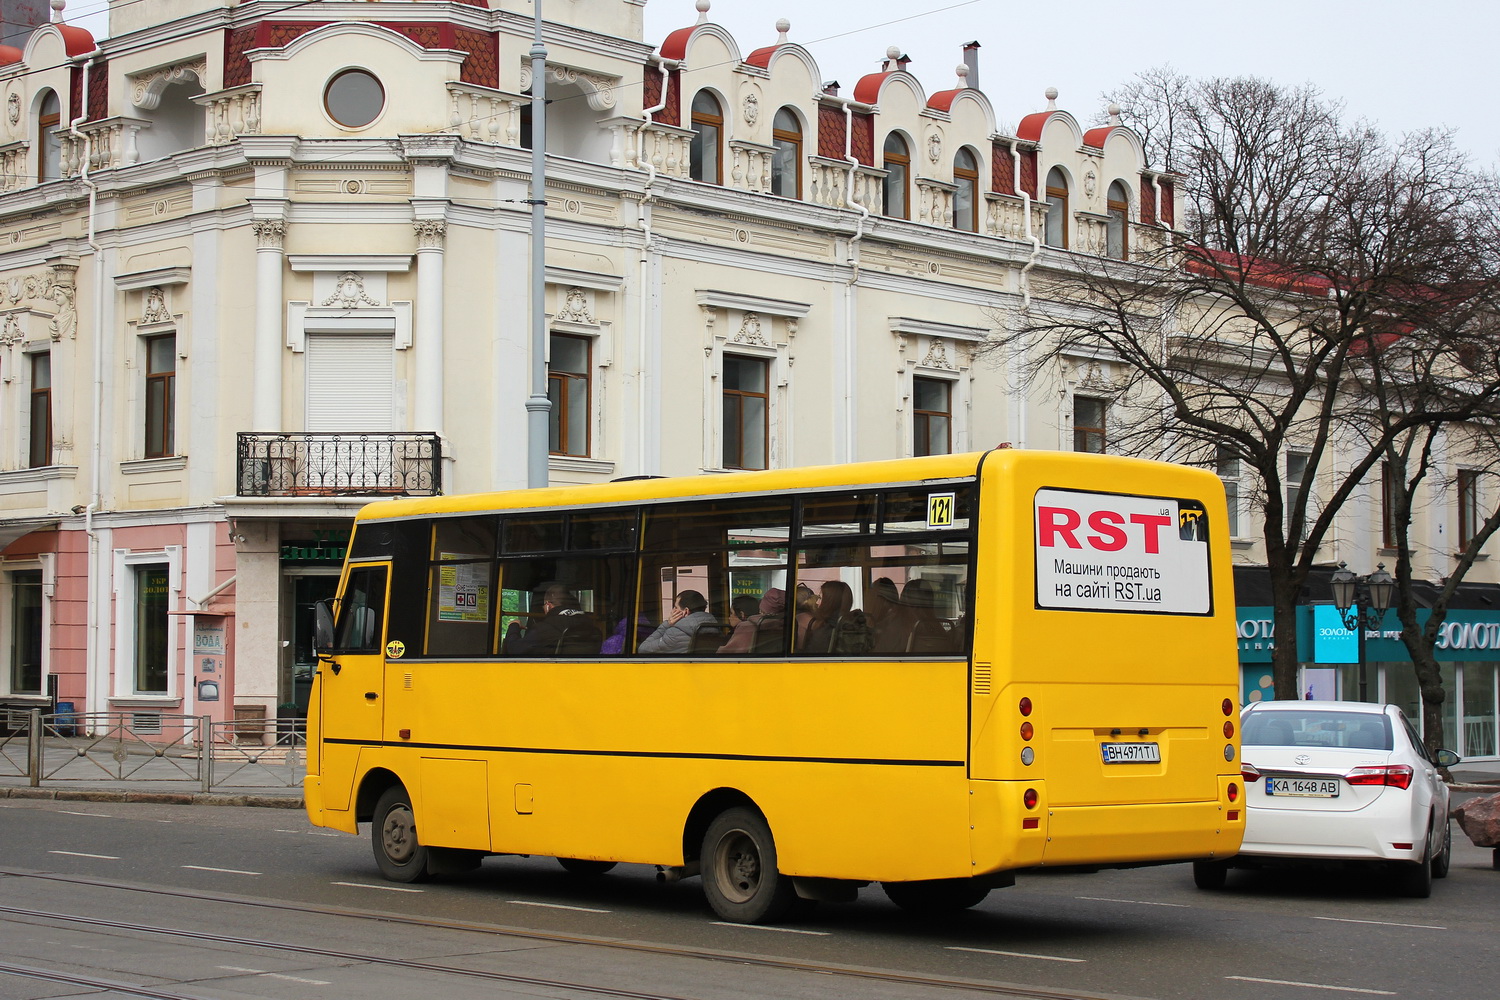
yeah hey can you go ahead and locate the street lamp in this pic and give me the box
[1329,561,1394,702]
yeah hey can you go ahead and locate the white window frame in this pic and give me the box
[112,547,182,700]
[891,318,983,460]
[0,555,53,699]
[544,272,619,477]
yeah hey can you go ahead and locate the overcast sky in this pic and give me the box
[59,0,1499,164]
[643,0,1500,165]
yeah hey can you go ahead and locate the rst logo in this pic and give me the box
[1037,505,1174,553]
[1034,488,1211,615]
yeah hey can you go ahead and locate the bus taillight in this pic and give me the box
[1020,721,1034,741]
[1223,720,1234,739]
[1222,698,1234,716]
[1019,697,1033,716]
[1023,788,1038,809]
[1227,782,1239,802]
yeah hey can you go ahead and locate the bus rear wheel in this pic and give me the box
[372,786,431,883]
[881,879,990,914]
[701,807,797,924]
[558,858,618,876]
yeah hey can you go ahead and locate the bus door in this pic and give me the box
[319,563,390,808]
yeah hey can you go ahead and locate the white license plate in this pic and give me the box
[1100,742,1161,764]
[1266,777,1340,797]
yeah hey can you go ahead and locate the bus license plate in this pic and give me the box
[1100,742,1161,764]
[1266,777,1340,797]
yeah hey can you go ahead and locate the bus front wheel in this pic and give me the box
[700,807,797,924]
[881,879,990,914]
[372,785,431,883]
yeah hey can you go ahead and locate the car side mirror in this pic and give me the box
[1433,749,1460,768]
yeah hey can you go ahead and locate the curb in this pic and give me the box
[1447,783,1498,793]
[1,786,304,809]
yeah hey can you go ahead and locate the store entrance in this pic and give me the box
[283,574,339,721]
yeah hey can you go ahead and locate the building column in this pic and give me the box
[412,219,446,437]
[251,219,285,431]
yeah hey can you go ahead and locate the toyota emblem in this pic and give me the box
[1294,754,1311,765]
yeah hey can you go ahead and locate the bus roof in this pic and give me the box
[351,449,1207,524]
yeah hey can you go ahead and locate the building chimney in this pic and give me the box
[822,80,840,97]
[962,40,980,90]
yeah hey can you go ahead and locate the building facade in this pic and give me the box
[0,1,1493,755]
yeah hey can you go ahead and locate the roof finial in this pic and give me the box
[884,45,901,72]
[1108,102,1122,125]
[51,0,66,23]
[776,18,790,44]
[695,0,711,25]
[1045,87,1058,111]
[955,63,969,88]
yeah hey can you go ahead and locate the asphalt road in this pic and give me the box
[1,796,1496,1000]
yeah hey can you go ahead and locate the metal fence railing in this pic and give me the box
[0,710,305,792]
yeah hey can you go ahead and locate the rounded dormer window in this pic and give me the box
[324,69,384,129]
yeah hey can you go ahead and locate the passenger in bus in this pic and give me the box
[718,588,785,655]
[599,613,653,655]
[638,590,717,655]
[866,577,914,653]
[503,583,600,655]
[793,584,819,645]
[730,594,760,627]
[804,581,856,653]
[903,578,956,652]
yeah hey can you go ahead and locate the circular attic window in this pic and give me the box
[324,69,385,129]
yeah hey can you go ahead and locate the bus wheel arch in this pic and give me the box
[682,788,758,866]
[355,767,404,825]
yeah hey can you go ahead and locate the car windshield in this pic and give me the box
[1242,710,1392,751]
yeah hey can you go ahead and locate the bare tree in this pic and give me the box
[997,73,1500,713]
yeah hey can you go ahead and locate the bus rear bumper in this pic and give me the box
[1042,795,1244,867]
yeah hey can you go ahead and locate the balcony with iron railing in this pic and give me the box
[236,432,442,497]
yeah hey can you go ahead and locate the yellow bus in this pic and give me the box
[306,449,1244,922]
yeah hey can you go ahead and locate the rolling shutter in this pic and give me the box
[305,334,395,432]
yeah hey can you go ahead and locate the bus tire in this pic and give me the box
[558,858,618,876]
[700,807,797,924]
[881,879,989,914]
[1192,860,1229,890]
[372,785,431,883]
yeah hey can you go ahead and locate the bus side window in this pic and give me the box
[335,567,387,652]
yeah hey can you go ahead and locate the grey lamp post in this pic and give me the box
[1329,561,1395,702]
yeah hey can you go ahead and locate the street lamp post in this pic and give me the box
[1329,561,1395,702]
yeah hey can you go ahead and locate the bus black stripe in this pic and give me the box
[321,738,961,767]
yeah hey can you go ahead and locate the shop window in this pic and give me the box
[953,147,979,232]
[722,354,769,470]
[1107,180,1129,259]
[133,565,170,694]
[548,333,591,457]
[883,133,910,219]
[145,334,176,458]
[770,107,802,199]
[913,377,952,457]
[7,569,43,694]
[689,91,723,184]
[1045,167,1069,248]
[1073,395,1106,453]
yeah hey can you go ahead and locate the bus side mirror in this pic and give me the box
[314,600,336,659]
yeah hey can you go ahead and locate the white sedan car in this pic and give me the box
[1194,700,1459,897]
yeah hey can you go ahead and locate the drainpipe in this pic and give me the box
[1011,139,1038,449]
[637,55,671,475]
[841,101,870,462]
[69,42,106,716]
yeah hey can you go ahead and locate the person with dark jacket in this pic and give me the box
[718,587,785,654]
[505,583,598,655]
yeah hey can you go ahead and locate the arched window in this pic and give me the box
[882,133,910,219]
[1045,167,1069,248]
[689,91,723,184]
[37,90,61,183]
[953,147,979,232]
[770,107,801,198]
[1106,181,1129,259]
